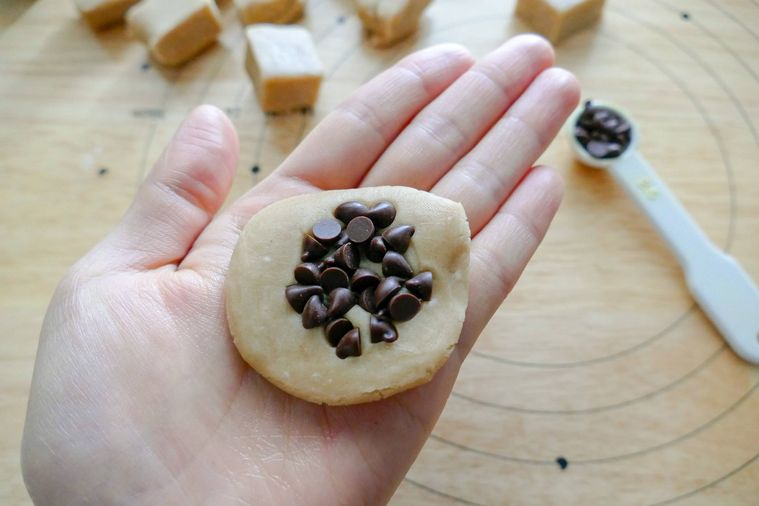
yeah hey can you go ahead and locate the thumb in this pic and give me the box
[90,105,239,272]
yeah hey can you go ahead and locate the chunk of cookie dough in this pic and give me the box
[235,0,304,25]
[244,24,323,113]
[226,187,471,405]
[126,0,222,67]
[74,0,140,30]
[515,0,606,44]
[355,0,432,48]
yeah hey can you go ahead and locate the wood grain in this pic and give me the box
[1,0,758,504]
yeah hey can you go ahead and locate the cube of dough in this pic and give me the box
[515,0,606,44]
[235,0,304,25]
[356,0,432,48]
[245,24,323,113]
[126,0,222,67]
[73,0,140,30]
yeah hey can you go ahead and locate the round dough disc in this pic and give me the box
[226,186,470,405]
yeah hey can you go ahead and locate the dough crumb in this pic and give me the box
[235,0,304,25]
[355,0,432,48]
[515,0,606,44]
[244,24,324,114]
[126,0,222,67]
[74,0,140,30]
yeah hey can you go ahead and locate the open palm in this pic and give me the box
[22,36,578,505]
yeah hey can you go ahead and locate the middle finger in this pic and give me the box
[360,34,555,189]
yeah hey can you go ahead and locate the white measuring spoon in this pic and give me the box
[567,101,759,364]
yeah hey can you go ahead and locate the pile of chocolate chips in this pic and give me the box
[574,100,632,159]
[285,201,433,360]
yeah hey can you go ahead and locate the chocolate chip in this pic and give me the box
[374,276,403,308]
[606,143,623,157]
[335,231,351,247]
[366,201,396,228]
[302,295,327,328]
[574,126,590,143]
[336,328,361,359]
[370,315,397,343]
[358,286,377,313]
[334,201,369,224]
[312,218,343,245]
[301,234,328,262]
[351,268,381,291]
[318,254,338,271]
[382,251,413,278]
[326,287,356,318]
[294,263,320,285]
[405,271,433,301]
[575,102,632,160]
[325,318,353,347]
[285,284,324,313]
[388,293,421,322]
[366,236,388,263]
[586,140,610,158]
[320,267,350,293]
[346,216,375,243]
[334,242,360,271]
[615,121,631,135]
[382,225,415,253]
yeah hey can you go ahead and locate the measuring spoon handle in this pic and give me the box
[610,152,759,364]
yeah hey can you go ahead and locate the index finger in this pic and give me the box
[274,44,474,189]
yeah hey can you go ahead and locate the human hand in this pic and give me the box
[22,35,579,505]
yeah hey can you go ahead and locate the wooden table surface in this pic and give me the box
[2,0,759,504]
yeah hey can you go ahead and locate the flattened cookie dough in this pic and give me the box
[226,187,470,405]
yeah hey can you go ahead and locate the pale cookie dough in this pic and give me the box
[245,24,323,113]
[74,0,140,30]
[235,0,304,25]
[515,0,606,44]
[355,0,432,48]
[226,187,471,405]
[126,0,222,67]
